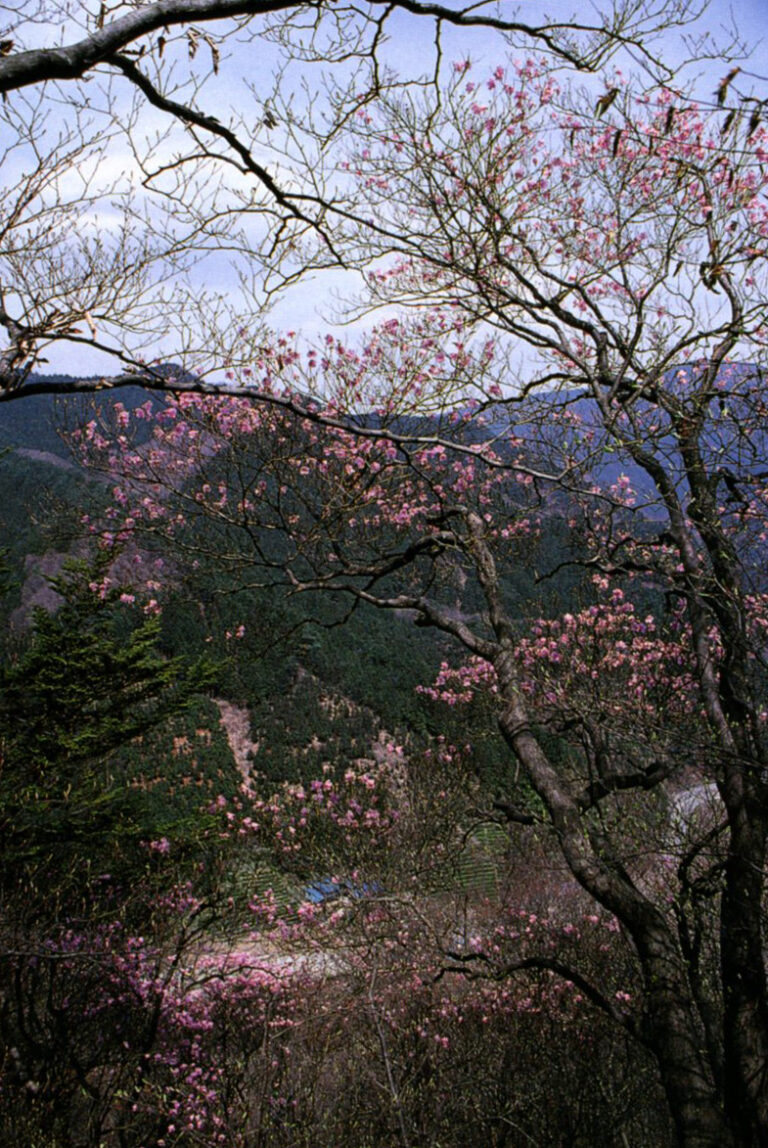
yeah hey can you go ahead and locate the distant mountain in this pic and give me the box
[1,363,762,505]
[471,362,767,508]
[0,377,165,457]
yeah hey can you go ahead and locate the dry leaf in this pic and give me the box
[716,67,740,107]
[595,88,619,118]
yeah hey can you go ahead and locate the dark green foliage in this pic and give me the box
[159,584,297,703]
[0,450,92,554]
[158,575,534,794]
[0,449,106,647]
[110,696,241,828]
[248,670,381,786]
[0,560,221,907]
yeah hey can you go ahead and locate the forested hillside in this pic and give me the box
[0,383,583,793]
[3,338,767,1148]
[0,383,673,1146]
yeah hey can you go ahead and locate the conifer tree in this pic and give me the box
[0,560,214,903]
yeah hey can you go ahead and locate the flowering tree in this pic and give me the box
[0,0,732,397]
[77,65,768,1148]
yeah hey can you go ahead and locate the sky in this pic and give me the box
[4,0,768,378]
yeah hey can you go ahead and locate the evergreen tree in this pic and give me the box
[0,560,215,905]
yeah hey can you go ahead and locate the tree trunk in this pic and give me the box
[719,775,768,1147]
[494,668,733,1148]
[637,930,733,1148]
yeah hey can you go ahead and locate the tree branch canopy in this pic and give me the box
[0,0,724,394]
[0,0,636,95]
[0,1,298,93]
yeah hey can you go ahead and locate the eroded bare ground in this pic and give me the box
[215,698,259,784]
[10,550,71,631]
